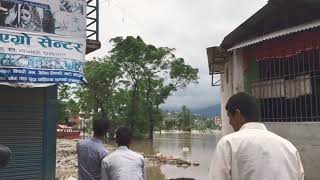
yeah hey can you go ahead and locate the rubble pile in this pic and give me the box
[56,139,78,179]
[144,153,200,167]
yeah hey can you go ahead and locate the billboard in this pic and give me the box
[0,0,86,85]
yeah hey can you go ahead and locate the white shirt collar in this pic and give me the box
[239,122,267,131]
[118,146,129,150]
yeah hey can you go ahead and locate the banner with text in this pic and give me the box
[0,0,86,85]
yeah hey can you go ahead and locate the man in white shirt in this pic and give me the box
[77,119,110,180]
[101,127,146,180]
[209,92,304,180]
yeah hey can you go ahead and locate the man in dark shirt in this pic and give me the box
[77,119,110,180]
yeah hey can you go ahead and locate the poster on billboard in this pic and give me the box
[0,0,86,86]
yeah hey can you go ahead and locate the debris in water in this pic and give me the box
[144,153,200,167]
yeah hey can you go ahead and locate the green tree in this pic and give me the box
[109,36,199,139]
[109,36,148,130]
[82,57,124,120]
[57,85,80,124]
[178,105,193,131]
[60,36,199,139]
[170,58,199,88]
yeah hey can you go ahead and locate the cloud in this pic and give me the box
[86,0,267,109]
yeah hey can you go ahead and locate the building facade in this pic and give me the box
[207,1,320,179]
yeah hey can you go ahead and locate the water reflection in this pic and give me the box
[129,132,219,180]
[131,139,159,155]
[146,165,166,180]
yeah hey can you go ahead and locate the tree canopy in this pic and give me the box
[58,36,199,139]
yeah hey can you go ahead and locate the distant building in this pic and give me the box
[206,1,320,179]
[194,119,201,127]
[213,116,222,128]
[68,115,81,129]
[57,124,80,139]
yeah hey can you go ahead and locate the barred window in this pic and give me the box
[251,49,320,122]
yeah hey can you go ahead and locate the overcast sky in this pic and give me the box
[86,0,268,110]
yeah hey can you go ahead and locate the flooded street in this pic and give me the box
[56,132,220,180]
[130,132,219,180]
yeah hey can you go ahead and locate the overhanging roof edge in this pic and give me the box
[227,19,320,51]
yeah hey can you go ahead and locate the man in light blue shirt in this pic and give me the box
[101,127,146,180]
[77,119,110,180]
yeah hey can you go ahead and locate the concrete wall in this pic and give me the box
[265,122,320,180]
[232,49,244,93]
[220,49,245,136]
[220,61,233,136]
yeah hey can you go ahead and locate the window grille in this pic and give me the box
[251,49,320,122]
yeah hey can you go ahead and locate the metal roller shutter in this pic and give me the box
[0,86,44,180]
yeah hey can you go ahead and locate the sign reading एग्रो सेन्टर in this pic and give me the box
[0,0,87,86]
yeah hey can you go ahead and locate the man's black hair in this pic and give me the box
[116,127,132,146]
[225,92,261,122]
[93,119,109,137]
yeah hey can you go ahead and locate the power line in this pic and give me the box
[96,0,167,48]
[99,0,142,26]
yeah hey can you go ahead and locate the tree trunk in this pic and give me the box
[130,82,138,130]
[157,105,162,134]
[148,107,154,139]
[147,77,153,139]
[96,99,107,120]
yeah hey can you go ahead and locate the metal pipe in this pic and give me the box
[96,0,99,41]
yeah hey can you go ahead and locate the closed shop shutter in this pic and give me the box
[0,86,44,180]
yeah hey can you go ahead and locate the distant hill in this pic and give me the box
[162,104,221,117]
[191,104,221,117]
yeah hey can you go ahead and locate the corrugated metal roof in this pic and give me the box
[220,3,271,49]
[228,20,320,51]
[220,0,320,50]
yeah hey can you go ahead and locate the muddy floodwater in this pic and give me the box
[56,131,220,180]
[130,132,219,180]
